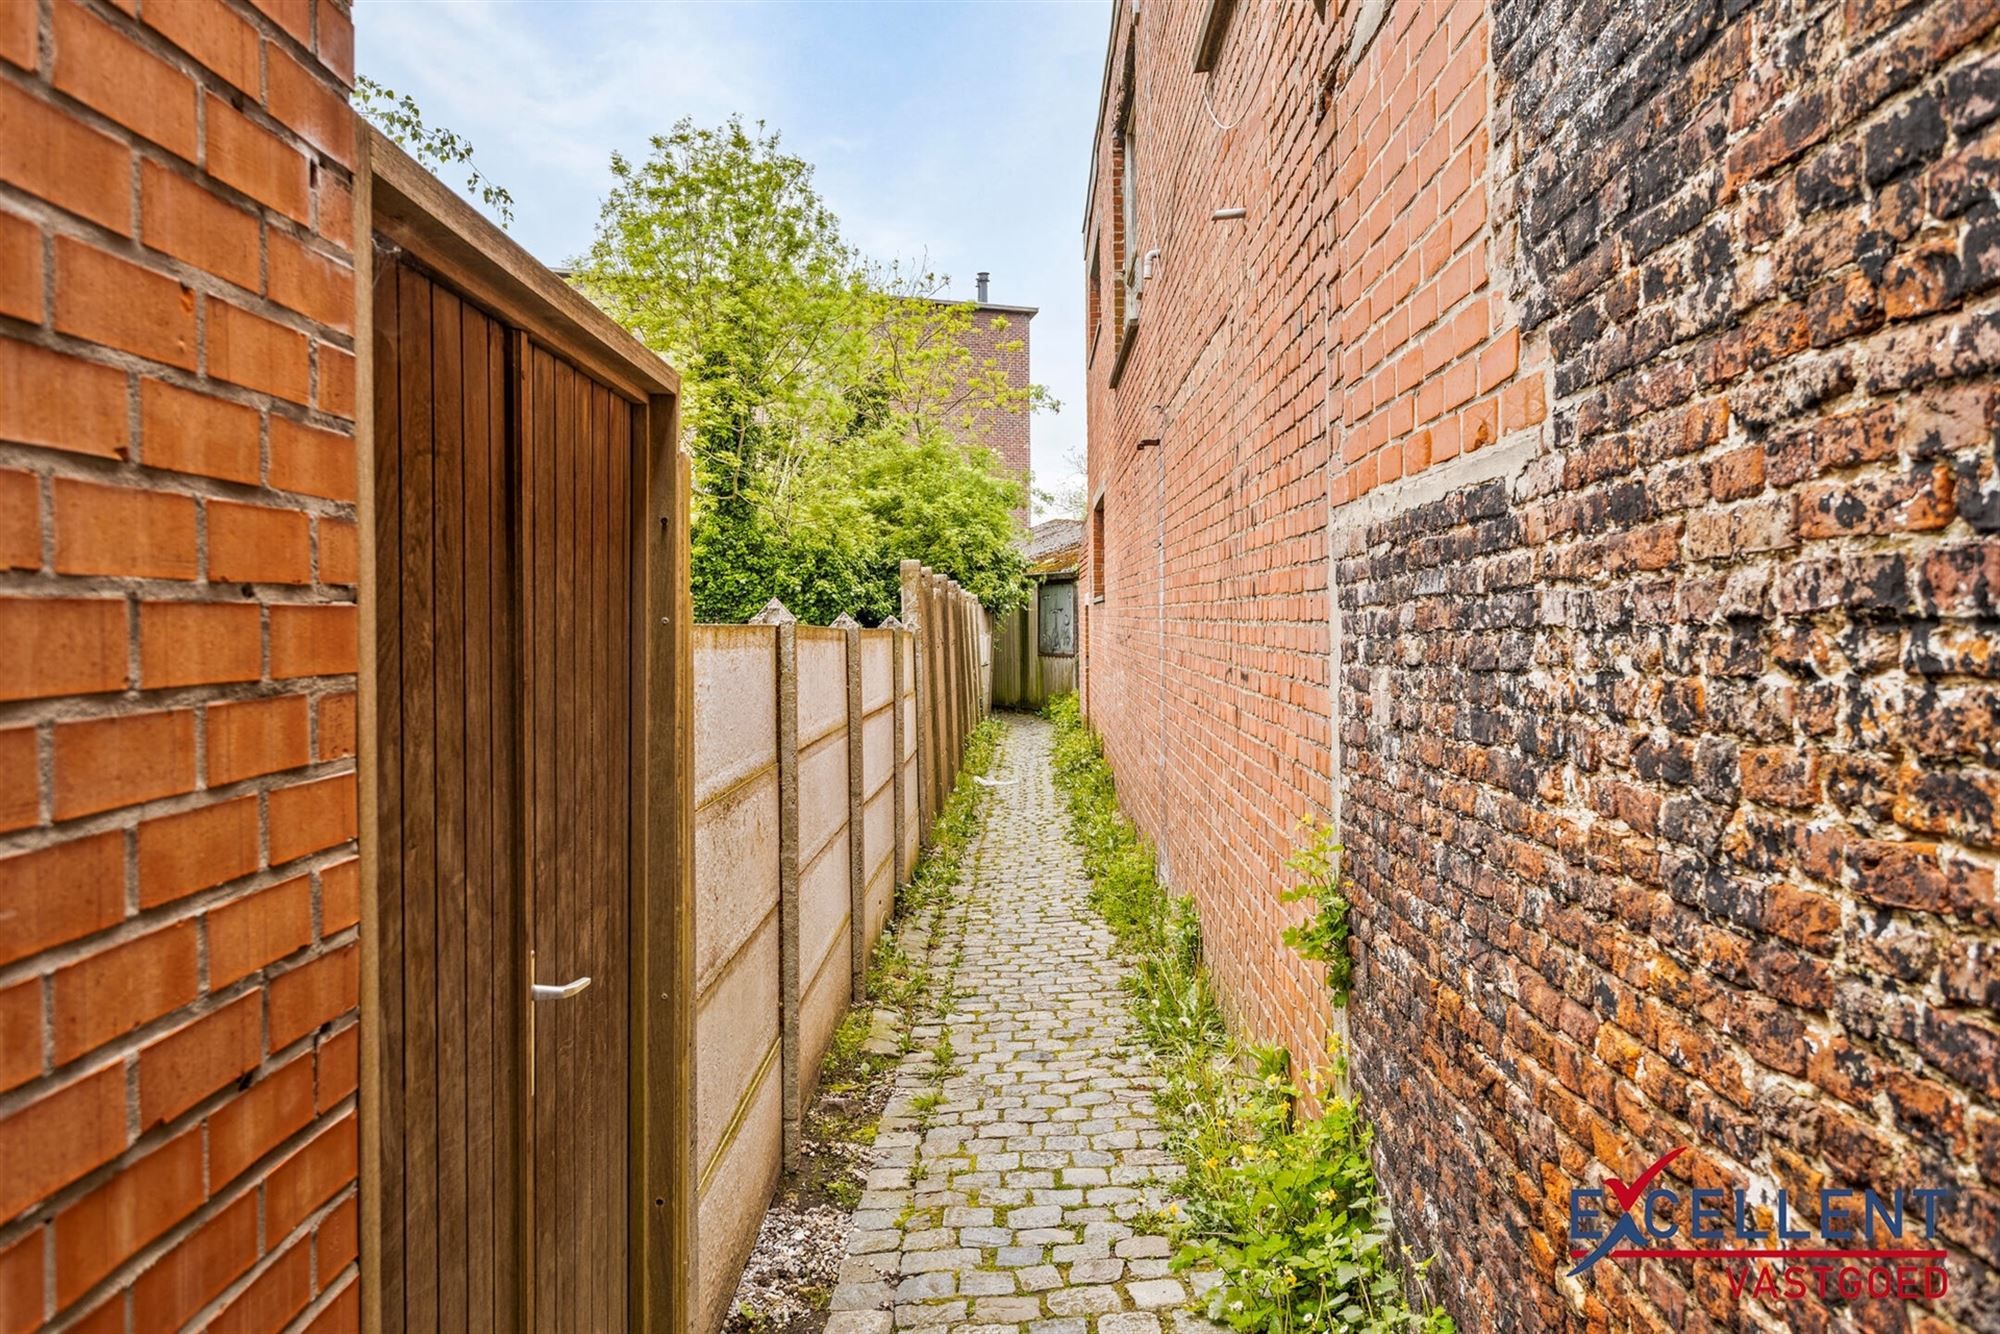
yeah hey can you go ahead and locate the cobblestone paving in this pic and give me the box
[827,714,1212,1334]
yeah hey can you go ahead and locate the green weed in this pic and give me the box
[1281,819,1354,1006]
[1042,693,1452,1334]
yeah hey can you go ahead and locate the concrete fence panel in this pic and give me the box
[857,635,898,955]
[691,584,982,1334]
[795,626,853,1112]
[898,631,921,883]
[691,625,784,1334]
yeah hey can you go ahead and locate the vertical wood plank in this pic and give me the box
[583,378,608,1334]
[900,562,927,839]
[460,305,496,1334]
[397,264,439,1334]
[509,330,537,1334]
[609,391,634,1327]
[530,345,559,1334]
[635,389,693,1334]
[431,285,470,1334]
[493,320,524,1334]
[368,249,406,1334]
[554,357,578,1334]
[572,371,592,1334]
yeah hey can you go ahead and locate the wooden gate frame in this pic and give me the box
[352,123,696,1334]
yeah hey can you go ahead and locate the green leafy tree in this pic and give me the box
[354,78,514,227]
[572,116,1050,624]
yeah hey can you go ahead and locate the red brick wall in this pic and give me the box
[1083,0,1999,1326]
[0,0,360,1328]
[1075,0,1534,1056]
[947,301,1034,521]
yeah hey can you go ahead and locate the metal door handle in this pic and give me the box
[531,976,592,1001]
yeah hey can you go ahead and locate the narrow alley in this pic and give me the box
[828,715,1207,1333]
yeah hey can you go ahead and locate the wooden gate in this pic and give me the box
[356,127,693,1334]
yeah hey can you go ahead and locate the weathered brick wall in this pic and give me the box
[1084,0,1999,1325]
[0,0,361,1328]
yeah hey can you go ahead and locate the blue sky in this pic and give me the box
[356,0,1108,515]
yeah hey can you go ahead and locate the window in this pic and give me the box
[1193,0,1238,71]
[1090,494,1106,602]
[1119,102,1141,332]
[1038,579,1078,656]
[1088,236,1102,363]
[1108,51,1142,388]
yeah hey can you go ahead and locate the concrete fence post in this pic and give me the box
[954,588,966,756]
[932,571,948,815]
[926,569,946,824]
[937,571,958,805]
[901,560,929,838]
[956,587,970,753]
[978,598,992,715]
[884,615,908,894]
[751,597,802,1169]
[833,612,867,1000]
[959,590,971,736]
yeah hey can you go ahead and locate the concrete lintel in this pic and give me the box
[1328,430,1537,533]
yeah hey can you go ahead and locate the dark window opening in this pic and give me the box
[1038,579,1078,656]
[1088,237,1103,363]
[1193,0,1238,71]
[1091,496,1106,602]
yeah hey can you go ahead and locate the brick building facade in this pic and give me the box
[1082,0,1999,1326]
[0,0,362,1328]
[934,277,1036,523]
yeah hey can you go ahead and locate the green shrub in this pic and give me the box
[1041,693,1451,1334]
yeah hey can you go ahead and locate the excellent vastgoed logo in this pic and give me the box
[1568,1147,1953,1303]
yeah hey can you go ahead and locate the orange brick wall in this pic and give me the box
[1329,0,1544,500]
[0,0,360,1328]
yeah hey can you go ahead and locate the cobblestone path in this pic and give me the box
[828,713,1205,1334]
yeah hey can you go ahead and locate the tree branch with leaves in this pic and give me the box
[353,76,514,227]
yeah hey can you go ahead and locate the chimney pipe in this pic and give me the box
[976,271,990,303]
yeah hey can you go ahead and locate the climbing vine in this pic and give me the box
[1043,694,1452,1334]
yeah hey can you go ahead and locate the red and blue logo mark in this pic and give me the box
[1569,1147,1953,1302]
